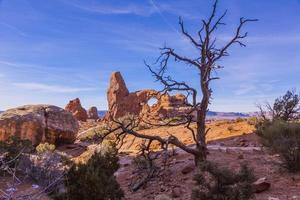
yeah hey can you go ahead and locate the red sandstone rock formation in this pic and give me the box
[87,106,99,120]
[0,105,78,145]
[105,71,188,120]
[65,98,88,122]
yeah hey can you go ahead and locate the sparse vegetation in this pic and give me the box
[236,117,246,123]
[259,120,300,172]
[192,161,255,200]
[130,141,160,191]
[247,117,258,126]
[79,124,114,142]
[256,90,300,172]
[36,142,56,154]
[61,142,124,200]
[227,125,234,132]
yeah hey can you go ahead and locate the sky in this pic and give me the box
[0,0,299,112]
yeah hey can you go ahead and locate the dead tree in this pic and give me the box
[107,0,257,165]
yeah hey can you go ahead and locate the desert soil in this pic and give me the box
[1,119,299,200]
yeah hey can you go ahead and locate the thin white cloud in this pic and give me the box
[0,22,26,36]
[218,34,300,45]
[0,60,57,71]
[235,84,257,95]
[13,82,96,93]
[60,0,200,19]
[63,1,155,16]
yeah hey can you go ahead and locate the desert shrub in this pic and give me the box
[254,119,272,136]
[132,155,149,170]
[0,136,33,165]
[36,142,55,154]
[62,142,124,200]
[247,117,258,126]
[259,120,300,172]
[79,124,114,142]
[192,161,255,200]
[227,126,234,132]
[236,117,246,123]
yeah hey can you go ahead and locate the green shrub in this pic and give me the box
[192,161,255,200]
[62,142,124,200]
[36,142,55,154]
[254,119,271,136]
[259,120,300,172]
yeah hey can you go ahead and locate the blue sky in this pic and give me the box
[0,0,299,112]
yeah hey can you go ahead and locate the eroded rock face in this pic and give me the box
[106,71,188,120]
[88,106,99,120]
[65,98,88,122]
[0,105,78,145]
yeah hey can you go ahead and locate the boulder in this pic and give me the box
[105,71,188,120]
[87,106,99,120]
[252,177,271,193]
[65,98,88,122]
[0,105,78,145]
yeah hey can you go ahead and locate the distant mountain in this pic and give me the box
[206,111,250,119]
[97,110,250,119]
